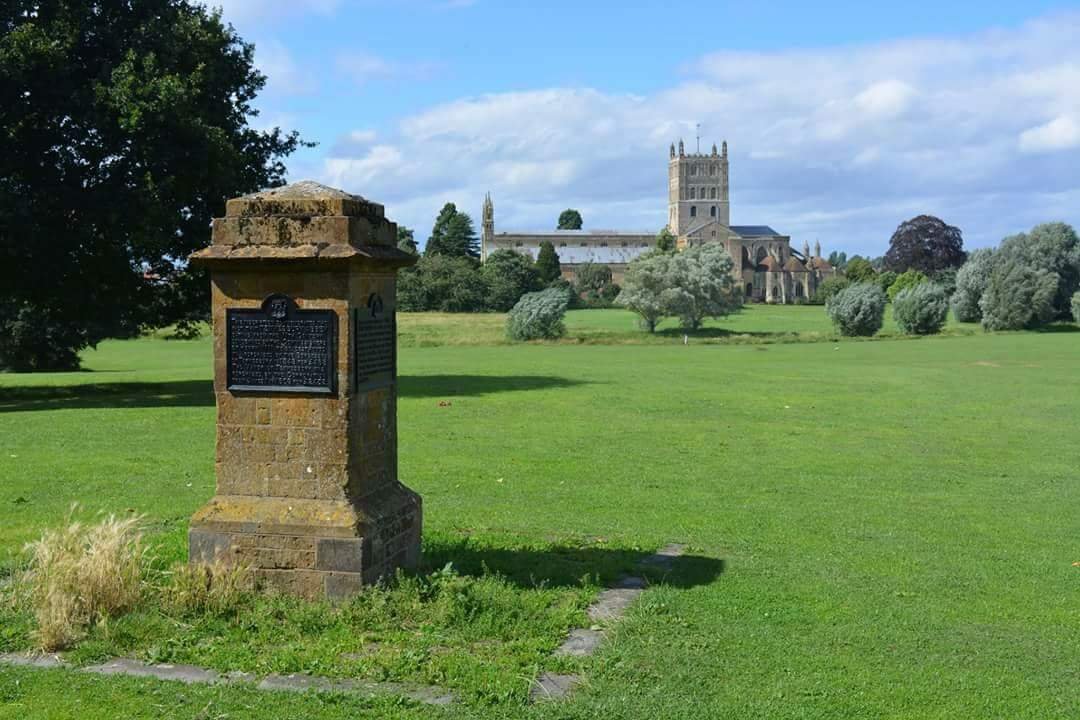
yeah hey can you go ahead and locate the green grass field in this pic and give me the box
[1,307,1079,718]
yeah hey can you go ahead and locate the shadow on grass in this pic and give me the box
[1035,322,1080,333]
[421,537,724,590]
[398,374,590,398]
[0,374,588,411]
[0,380,216,412]
[655,326,784,339]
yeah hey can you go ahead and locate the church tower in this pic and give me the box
[481,192,494,261]
[668,139,729,238]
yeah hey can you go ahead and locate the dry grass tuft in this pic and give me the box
[165,559,253,615]
[22,512,147,650]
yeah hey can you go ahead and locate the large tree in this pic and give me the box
[425,203,479,258]
[480,249,541,311]
[661,243,741,330]
[884,215,967,274]
[0,0,304,370]
[535,241,562,284]
[557,209,583,230]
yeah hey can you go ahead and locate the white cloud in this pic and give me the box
[336,52,441,85]
[1019,115,1080,153]
[317,12,1080,252]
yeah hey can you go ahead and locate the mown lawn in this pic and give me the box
[1,307,1079,718]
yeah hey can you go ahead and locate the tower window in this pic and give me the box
[690,165,697,176]
[689,187,696,199]
[710,206,717,218]
[710,165,717,175]
[690,206,697,217]
[710,187,717,199]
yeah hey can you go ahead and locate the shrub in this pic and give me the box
[1073,291,1080,322]
[21,514,146,650]
[826,283,886,337]
[574,263,614,295]
[951,248,995,322]
[480,249,541,312]
[165,560,253,616]
[810,276,850,305]
[979,260,1058,331]
[893,283,949,335]
[886,269,928,303]
[507,287,570,340]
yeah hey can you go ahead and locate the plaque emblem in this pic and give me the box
[268,295,289,320]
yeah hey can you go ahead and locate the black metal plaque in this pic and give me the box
[354,292,395,390]
[226,294,337,394]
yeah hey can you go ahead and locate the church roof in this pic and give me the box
[758,256,781,271]
[731,225,781,237]
[784,256,807,272]
[494,229,654,238]
[516,245,650,265]
[807,257,833,270]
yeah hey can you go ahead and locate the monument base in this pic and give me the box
[189,485,421,600]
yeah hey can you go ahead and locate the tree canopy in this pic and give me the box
[535,241,562,284]
[655,228,677,253]
[397,226,418,255]
[425,203,480,258]
[557,209,583,230]
[844,257,877,283]
[0,0,304,370]
[884,215,967,274]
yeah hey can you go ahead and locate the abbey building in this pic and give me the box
[480,140,836,303]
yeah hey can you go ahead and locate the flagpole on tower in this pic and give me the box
[696,123,701,154]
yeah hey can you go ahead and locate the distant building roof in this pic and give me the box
[516,245,649,265]
[807,257,834,271]
[494,229,654,238]
[784,256,807,272]
[758,256,781,271]
[731,225,781,237]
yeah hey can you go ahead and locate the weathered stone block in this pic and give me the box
[315,538,364,573]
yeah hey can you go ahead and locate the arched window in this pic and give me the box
[690,206,697,217]
[690,165,697,176]
[710,187,717,199]
[710,206,717,218]
[755,246,767,264]
[689,187,696,199]
[710,165,717,176]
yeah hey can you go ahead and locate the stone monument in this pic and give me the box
[187,181,421,600]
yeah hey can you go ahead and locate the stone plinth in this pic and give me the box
[187,181,420,600]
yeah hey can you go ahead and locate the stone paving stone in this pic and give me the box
[83,659,224,684]
[587,587,643,622]
[529,672,580,702]
[640,543,687,567]
[554,628,604,657]
[259,672,454,706]
[0,652,65,669]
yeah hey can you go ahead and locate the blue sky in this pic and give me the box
[212,0,1080,256]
